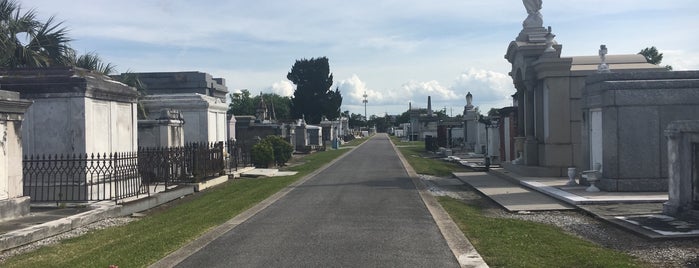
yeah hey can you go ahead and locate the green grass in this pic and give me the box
[394,144,469,177]
[341,136,369,147]
[389,135,423,147]
[439,197,648,268]
[2,149,350,268]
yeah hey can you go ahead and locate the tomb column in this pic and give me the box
[524,80,539,165]
[515,90,525,137]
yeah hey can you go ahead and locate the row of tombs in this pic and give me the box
[393,22,699,220]
[0,67,349,221]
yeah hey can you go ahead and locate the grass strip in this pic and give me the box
[395,144,469,177]
[438,197,647,268]
[3,149,349,268]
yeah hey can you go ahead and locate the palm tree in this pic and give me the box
[112,71,149,119]
[0,0,71,68]
[68,51,117,75]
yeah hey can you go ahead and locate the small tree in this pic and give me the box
[251,140,274,168]
[639,46,672,70]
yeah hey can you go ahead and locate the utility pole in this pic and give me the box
[363,91,368,121]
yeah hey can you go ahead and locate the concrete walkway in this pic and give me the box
[453,172,573,212]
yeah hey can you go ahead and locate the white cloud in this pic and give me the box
[268,80,296,96]
[452,68,514,101]
[387,69,515,115]
[360,36,422,53]
[335,74,385,105]
[400,80,459,105]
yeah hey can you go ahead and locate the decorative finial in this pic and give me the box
[544,26,556,53]
[597,44,610,73]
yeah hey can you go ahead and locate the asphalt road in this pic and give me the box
[175,134,459,267]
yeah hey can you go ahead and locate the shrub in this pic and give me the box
[251,140,274,168]
[265,136,294,166]
[251,136,294,168]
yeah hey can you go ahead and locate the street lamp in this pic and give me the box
[362,91,368,121]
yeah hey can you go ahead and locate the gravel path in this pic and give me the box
[420,174,699,268]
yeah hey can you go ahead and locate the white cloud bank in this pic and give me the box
[335,68,515,115]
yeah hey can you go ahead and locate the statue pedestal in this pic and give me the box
[517,27,547,43]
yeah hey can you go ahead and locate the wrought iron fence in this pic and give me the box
[225,139,252,172]
[23,141,228,203]
[23,152,148,203]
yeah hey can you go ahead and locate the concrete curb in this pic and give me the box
[390,140,489,268]
[149,141,368,268]
[0,201,116,251]
[0,186,196,252]
[190,175,229,192]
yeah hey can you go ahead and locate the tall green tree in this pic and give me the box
[639,46,672,70]
[261,93,292,120]
[0,0,71,68]
[347,112,366,128]
[228,90,292,120]
[229,89,256,117]
[287,57,342,124]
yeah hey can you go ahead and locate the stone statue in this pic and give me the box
[598,44,610,73]
[522,0,543,28]
[464,92,474,111]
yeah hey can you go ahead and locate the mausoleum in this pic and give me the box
[127,71,229,144]
[503,2,664,178]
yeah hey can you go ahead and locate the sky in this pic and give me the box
[24,0,699,117]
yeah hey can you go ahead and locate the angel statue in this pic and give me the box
[522,0,543,28]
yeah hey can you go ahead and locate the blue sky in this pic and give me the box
[26,0,699,116]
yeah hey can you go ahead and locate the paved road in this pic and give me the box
[176,134,458,267]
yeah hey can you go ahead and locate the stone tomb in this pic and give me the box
[0,67,139,155]
[0,90,32,220]
[140,94,228,143]
[0,67,139,203]
[664,120,699,218]
[582,71,699,191]
[138,109,185,148]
